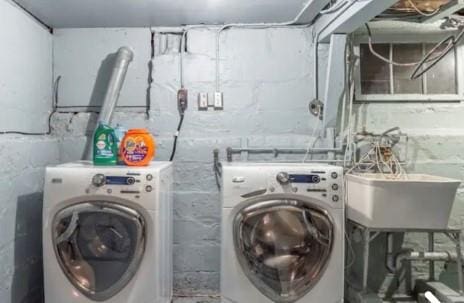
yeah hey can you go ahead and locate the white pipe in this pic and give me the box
[313,0,357,102]
[425,291,440,303]
[97,46,134,125]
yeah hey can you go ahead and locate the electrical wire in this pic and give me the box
[169,113,185,161]
[411,26,464,79]
[365,21,464,82]
[364,23,451,67]
[0,76,61,136]
[406,0,441,17]
[213,149,223,190]
[320,0,349,15]
[302,112,322,163]
[0,109,55,136]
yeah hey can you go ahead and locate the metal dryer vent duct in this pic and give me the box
[97,46,134,125]
[85,46,134,161]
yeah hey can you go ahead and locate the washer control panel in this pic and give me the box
[88,172,156,196]
[270,167,344,205]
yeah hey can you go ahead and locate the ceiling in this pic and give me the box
[13,0,327,28]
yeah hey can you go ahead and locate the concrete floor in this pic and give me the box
[172,296,419,303]
[173,296,220,303]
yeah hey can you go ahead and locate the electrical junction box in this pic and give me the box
[177,89,188,112]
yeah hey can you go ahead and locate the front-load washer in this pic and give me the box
[221,163,344,303]
[43,161,173,303]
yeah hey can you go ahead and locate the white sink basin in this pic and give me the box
[346,173,461,229]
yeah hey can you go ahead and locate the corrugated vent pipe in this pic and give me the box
[97,46,134,125]
[85,46,134,161]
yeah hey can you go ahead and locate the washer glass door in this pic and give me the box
[233,196,334,303]
[53,202,146,301]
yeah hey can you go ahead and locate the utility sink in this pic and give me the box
[346,174,461,229]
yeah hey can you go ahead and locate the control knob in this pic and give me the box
[92,174,106,187]
[276,172,290,185]
[126,177,136,185]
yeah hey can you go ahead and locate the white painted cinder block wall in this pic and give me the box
[3,3,464,301]
[51,27,327,295]
[0,1,59,303]
[51,26,464,295]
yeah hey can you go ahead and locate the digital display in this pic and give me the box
[106,176,135,185]
[289,174,320,184]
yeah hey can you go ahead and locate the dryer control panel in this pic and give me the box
[270,167,344,205]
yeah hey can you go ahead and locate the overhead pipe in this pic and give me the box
[97,46,134,125]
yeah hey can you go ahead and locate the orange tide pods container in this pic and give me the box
[120,129,156,166]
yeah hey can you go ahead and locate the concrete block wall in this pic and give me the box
[51,26,464,297]
[51,27,323,295]
[2,7,464,300]
[0,1,59,303]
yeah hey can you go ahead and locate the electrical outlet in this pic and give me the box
[214,92,223,110]
[198,93,208,111]
[177,89,188,113]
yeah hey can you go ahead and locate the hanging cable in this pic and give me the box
[364,23,451,67]
[366,21,464,80]
[411,26,464,79]
[213,149,223,190]
[406,0,441,17]
[0,76,61,136]
[170,34,188,162]
[169,113,185,161]
[320,0,349,15]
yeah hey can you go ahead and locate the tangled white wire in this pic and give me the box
[346,137,405,180]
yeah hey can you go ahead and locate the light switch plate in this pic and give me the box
[198,93,208,111]
[214,92,223,110]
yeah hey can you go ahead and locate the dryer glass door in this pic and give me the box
[233,197,334,303]
[53,202,146,301]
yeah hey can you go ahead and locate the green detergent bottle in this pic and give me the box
[93,122,118,166]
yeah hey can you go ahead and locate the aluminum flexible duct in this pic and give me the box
[97,46,134,125]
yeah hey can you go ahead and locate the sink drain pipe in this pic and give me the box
[388,250,459,273]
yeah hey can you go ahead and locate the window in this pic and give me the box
[356,42,461,101]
